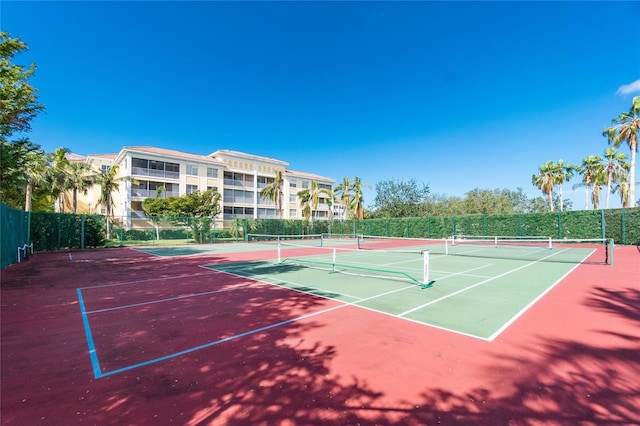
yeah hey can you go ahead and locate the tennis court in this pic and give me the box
[2,235,637,425]
[201,235,605,340]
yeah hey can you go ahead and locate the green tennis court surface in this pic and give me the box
[202,242,597,340]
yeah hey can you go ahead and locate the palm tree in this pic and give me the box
[613,165,632,207]
[552,159,575,212]
[590,167,607,210]
[47,147,71,212]
[603,96,639,208]
[573,155,604,210]
[67,162,93,213]
[532,161,556,211]
[351,176,368,220]
[23,148,49,212]
[94,164,126,239]
[297,180,333,223]
[259,170,284,218]
[602,147,629,209]
[333,176,351,219]
[298,190,312,222]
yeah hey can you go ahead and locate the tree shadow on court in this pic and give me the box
[3,249,638,425]
[380,286,640,425]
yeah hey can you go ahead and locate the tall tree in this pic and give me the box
[334,176,352,219]
[602,147,629,209]
[552,159,575,212]
[372,178,429,218]
[23,146,49,211]
[94,165,128,239]
[297,180,333,223]
[67,161,94,213]
[259,170,284,218]
[613,167,632,208]
[532,161,556,212]
[351,177,369,220]
[0,32,45,209]
[0,32,45,137]
[573,155,604,210]
[47,147,71,212]
[603,96,639,208]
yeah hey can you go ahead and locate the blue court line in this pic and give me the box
[76,289,102,378]
[96,303,347,378]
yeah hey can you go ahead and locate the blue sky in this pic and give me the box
[2,1,639,210]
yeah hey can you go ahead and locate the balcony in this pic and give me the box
[132,167,179,180]
[223,178,255,189]
[131,189,180,198]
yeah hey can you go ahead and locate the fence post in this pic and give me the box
[621,209,626,245]
[557,213,562,239]
[601,209,606,240]
[452,216,457,238]
[81,215,85,249]
[483,214,487,237]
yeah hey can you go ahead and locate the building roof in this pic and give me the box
[117,146,226,165]
[86,153,118,160]
[285,169,335,184]
[210,149,289,166]
[65,153,87,162]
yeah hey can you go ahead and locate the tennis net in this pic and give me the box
[358,235,613,265]
[277,241,434,288]
[247,233,324,247]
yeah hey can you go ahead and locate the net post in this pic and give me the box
[332,248,336,273]
[17,246,21,263]
[277,241,281,263]
[548,237,552,250]
[445,238,449,255]
[494,236,498,247]
[608,238,614,266]
[423,250,429,284]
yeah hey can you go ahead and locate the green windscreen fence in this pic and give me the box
[1,203,30,269]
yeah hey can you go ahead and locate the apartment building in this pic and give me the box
[70,146,338,224]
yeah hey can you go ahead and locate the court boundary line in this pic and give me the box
[397,248,576,318]
[79,266,418,378]
[79,247,595,378]
[84,284,256,314]
[204,263,495,341]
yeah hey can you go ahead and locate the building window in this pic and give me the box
[289,180,297,188]
[186,184,198,194]
[187,164,198,176]
[207,186,218,192]
[101,164,110,172]
[289,194,296,203]
[207,167,218,178]
[289,209,297,218]
[301,180,309,189]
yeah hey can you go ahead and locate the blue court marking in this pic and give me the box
[76,288,102,378]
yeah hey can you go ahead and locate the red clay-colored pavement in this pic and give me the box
[1,245,638,425]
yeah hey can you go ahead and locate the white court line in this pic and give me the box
[79,269,223,290]
[210,264,416,305]
[398,248,573,317]
[85,284,255,314]
[206,265,365,301]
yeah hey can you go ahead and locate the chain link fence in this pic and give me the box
[1,202,638,270]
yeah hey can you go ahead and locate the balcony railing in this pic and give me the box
[223,178,254,188]
[132,167,180,180]
[131,189,180,198]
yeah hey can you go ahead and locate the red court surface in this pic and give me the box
[1,245,638,425]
